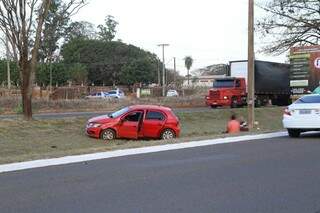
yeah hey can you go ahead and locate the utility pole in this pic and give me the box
[173,57,176,85]
[5,35,11,90]
[157,59,161,86]
[248,0,255,129]
[158,44,169,96]
[49,61,52,93]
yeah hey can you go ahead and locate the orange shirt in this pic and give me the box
[227,120,240,134]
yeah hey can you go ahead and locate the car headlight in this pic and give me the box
[87,122,102,128]
[223,96,228,100]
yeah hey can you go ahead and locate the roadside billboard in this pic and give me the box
[290,45,320,95]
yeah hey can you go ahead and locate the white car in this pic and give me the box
[105,90,125,99]
[166,89,179,97]
[283,94,320,137]
[85,92,108,99]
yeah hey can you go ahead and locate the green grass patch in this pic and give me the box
[0,107,284,164]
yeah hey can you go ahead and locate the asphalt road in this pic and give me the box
[1,134,320,213]
[0,107,213,120]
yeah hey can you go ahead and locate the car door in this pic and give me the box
[142,110,166,138]
[118,111,142,139]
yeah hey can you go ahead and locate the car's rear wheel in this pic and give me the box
[287,129,301,138]
[100,129,116,140]
[161,129,176,140]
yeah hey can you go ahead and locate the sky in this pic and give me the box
[73,0,287,75]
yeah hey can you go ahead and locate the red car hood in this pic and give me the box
[88,114,114,123]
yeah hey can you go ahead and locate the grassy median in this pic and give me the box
[0,107,284,164]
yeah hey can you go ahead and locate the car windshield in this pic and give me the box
[295,95,320,104]
[108,91,116,94]
[109,107,129,118]
[213,80,235,88]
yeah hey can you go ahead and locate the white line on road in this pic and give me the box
[0,131,287,174]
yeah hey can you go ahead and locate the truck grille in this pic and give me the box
[209,90,220,99]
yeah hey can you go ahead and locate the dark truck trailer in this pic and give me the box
[205,60,290,108]
[229,60,290,106]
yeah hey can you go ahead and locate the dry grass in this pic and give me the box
[0,96,206,114]
[0,107,284,164]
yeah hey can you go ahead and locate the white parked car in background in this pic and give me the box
[105,89,125,99]
[85,92,108,99]
[166,89,179,97]
[283,94,320,137]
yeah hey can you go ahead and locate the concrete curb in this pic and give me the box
[0,131,287,174]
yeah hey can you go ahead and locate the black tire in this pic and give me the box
[210,105,217,109]
[255,99,262,108]
[161,129,176,140]
[100,129,116,140]
[231,97,237,108]
[287,129,301,138]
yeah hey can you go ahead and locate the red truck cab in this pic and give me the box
[205,77,247,108]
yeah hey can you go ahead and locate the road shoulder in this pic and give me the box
[0,131,287,174]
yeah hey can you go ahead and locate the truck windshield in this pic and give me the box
[213,80,235,88]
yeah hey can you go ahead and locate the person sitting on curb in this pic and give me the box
[226,114,240,134]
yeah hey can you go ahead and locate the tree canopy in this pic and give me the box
[184,56,193,85]
[257,0,320,54]
[97,15,118,42]
[61,38,159,86]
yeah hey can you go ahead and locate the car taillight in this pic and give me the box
[284,107,291,116]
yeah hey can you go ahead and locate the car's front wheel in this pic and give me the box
[161,129,176,140]
[287,129,301,138]
[100,129,116,140]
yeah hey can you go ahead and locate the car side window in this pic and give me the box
[124,112,142,122]
[145,111,165,121]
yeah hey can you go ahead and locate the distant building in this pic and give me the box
[192,64,229,76]
[183,74,226,87]
[183,64,228,87]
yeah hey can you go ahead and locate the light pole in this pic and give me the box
[158,44,169,96]
[248,0,255,129]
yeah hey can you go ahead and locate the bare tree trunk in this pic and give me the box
[21,0,51,120]
[20,59,33,120]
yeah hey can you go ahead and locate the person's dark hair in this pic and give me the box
[230,114,236,120]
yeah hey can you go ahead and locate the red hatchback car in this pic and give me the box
[86,105,180,140]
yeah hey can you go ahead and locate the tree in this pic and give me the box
[184,56,193,85]
[97,15,118,42]
[61,39,159,86]
[69,63,87,85]
[120,58,157,86]
[65,21,96,41]
[0,0,86,120]
[40,0,86,62]
[0,0,52,120]
[257,0,320,54]
[36,62,69,86]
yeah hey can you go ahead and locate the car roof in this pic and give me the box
[301,94,320,97]
[128,105,172,111]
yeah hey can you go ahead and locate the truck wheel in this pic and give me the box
[287,129,301,138]
[255,99,262,108]
[231,97,237,108]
